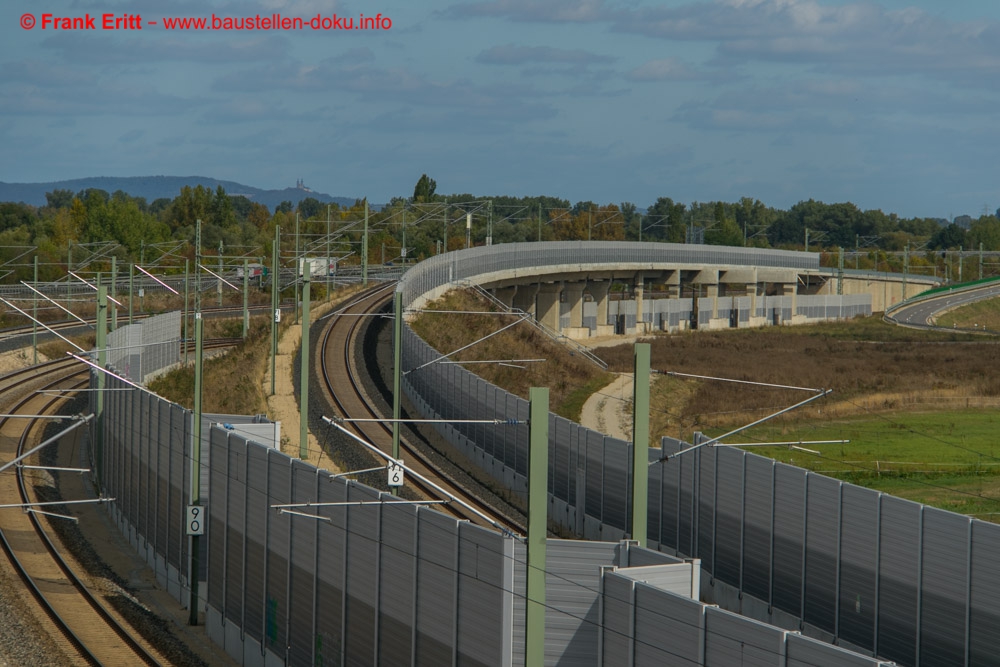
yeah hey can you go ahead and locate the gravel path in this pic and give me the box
[580,373,634,441]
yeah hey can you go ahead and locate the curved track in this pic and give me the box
[0,362,165,666]
[318,284,525,535]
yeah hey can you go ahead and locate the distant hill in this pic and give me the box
[0,176,359,212]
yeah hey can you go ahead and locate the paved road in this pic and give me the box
[888,282,1000,328]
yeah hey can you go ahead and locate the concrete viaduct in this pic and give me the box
[401,241,939,338]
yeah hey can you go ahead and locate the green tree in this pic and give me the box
[413,174,437,203]
[44,189,74,209]
[967,216,1000,251]
[929,223,968,250]
[297,197,323,220]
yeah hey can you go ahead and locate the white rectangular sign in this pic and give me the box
[387,459,404,487]
[186,505,205,535]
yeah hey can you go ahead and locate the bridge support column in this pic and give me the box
[513,283,539,317]
[705,283,719,325]
[779,282,798,322]
[665,271,681,299]
[535,282,564,332]
[590,280,613,336]
[493,286,518,310]
[563,281,587,339]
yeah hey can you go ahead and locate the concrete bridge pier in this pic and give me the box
[589,280,613,336]
[535,282,563,332]
[513,283,539,317]
[634,274,647,333]
[779,281,799,323]
[665,271,681,299]
[692,269,720,327]
[563,281,588,339]
[493,285,518,310]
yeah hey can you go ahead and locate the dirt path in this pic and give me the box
[262,299,343,473]
[580,373,634,440]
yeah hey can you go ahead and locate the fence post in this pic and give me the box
[392,290,402,496]
[96,285,107,483]
[526,387,549,667]
[300,262,310,460]
[631,343,650,547]
[189,311,204,626]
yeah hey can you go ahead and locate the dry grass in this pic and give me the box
[149,315,275,414]
[936,296,1000,331]
[595,324,1000,436]
[410,290,612,419]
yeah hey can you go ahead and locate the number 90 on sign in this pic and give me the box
[187,505,205,535]
[387,459,404,487]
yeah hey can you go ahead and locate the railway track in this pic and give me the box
[318,284,525,535]
[0,333,247,665]
[0,360,166,666]
[0,302,275,347]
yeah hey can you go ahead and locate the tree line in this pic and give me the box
[0,174,995,283]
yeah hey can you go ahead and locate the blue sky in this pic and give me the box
[2,0,999,219]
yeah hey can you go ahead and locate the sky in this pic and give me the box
[2,0,999,219]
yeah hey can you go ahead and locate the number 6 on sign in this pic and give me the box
[387,459,404,487]
[187,505,205,535]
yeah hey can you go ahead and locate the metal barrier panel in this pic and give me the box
[771,463,806,620]
[511,541,527,666]
[207,428,228,616]
[224,433,246,630]
[171,410,187,576]
[647,451,663,548]
[603,437,630,534]
[742,455,773,602]
[659,438,682,553]
[969,520,1000,665]
[803,475,840,634]
[585,430,604,522]
[919,508,969,666]
[677,448,696,556]
[264,452,291,660]
[552,416,572,503]
[343,484,379,664]
[288,461,318,667]
[704,605,785,666]
[633,582,703,666]
[714,448,743,585]
[545,539,616,664]
[378,503,418,665]
[314,478,347,663]
[415,508,458,665]
[786,633,891,667]
[696,446,716,568]
[838,484,878,652]
[876,495,920,665]
[155,391,170,560]
[602,573,633,664]
[244,444,269,646]
[456,523,507,665]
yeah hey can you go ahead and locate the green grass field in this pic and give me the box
[701,409,1000,521]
